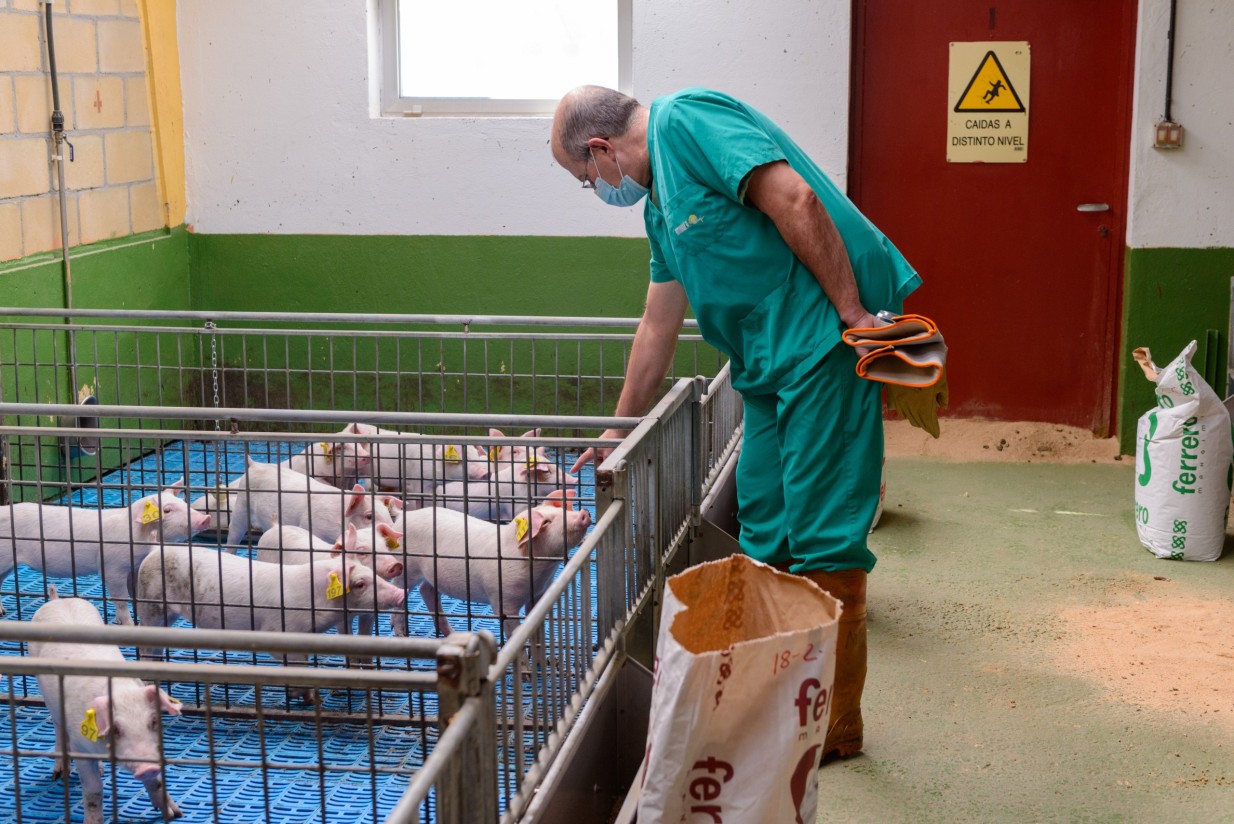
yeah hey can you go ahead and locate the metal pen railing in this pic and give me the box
[0,310,745,823]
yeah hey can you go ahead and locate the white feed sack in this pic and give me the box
[636,555,840,823]
[1133,342,1234,561]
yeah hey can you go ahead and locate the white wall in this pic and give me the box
[178,0,850,236]
[1127,0,1234,248]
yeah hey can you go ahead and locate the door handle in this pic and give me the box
[1076,203,1110,212]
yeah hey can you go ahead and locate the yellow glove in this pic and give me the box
[885,365,949,438]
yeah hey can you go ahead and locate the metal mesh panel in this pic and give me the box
[0,310,745,823]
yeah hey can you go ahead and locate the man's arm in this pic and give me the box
[743,160,877,331]
[571,279,689,472]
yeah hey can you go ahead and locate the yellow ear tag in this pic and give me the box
[81,708,100,742]
[444,445,460,463]
[140,500,160,525]
[326,571,348,600]
[526,453,539,469]
[488,446,501,462]
[384,535,399,551]
[320,442,334,463]
[514,516,529,543]
[215,484,230,505]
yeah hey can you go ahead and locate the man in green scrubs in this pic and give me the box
[554,85,929,761]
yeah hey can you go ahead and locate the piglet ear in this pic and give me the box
[146,684,182,716]
[133,497,157,527]
[165,479,185,497]
[345,485,366,515]
[516,509,548,555]
[87,695,113,738]
[541,489,576,510]
[489,428,505,439]
[344,523,357,549]
[521,428,541,439]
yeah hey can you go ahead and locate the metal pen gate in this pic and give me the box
[0,309,743,823]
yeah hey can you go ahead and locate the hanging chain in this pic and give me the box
[205,321,221,431]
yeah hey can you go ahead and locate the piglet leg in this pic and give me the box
[420,581,453,637]
[78,758,105,824]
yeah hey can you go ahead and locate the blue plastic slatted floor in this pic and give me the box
[0,440,599,823]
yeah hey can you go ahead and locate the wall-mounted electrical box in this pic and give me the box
[1154,120,1184,149]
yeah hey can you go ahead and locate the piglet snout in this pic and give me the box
[380,586,407,611]
[132,763,162,783]
[191,511,212,532]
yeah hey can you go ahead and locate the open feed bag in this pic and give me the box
[1133,341,1234,561]
[637,554,840,824]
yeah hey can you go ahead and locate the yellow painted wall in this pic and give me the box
[139,0,184,228]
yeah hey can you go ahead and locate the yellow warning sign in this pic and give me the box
[947,41,1030,163]
[954,51,1025,112]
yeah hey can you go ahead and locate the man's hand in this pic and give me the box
[844,310,880,332]
[570,428,631,474]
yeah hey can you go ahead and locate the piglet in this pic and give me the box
[435,454,578,522]
[0,482,210,624]
[31,589,183,824]
[256,522,405,581]
[137,545,406,701]
[485,428,545,474]
[225,458,393,547]
[343,423,488,495]
[281,437,371,490]
[388,490,591,641]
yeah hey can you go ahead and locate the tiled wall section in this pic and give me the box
[0,0,162,263]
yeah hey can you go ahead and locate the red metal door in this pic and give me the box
[850,1,1137,432]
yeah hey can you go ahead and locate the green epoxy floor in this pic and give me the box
[818,459,1234,823]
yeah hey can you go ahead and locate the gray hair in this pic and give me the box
[557,86,642,162]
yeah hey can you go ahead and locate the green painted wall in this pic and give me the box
[189,234,656,317]
[1117,246,1234,454]
[0,227,194,499]
[188,234,722,420]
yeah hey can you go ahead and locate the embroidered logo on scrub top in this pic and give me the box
[673,213,704,235]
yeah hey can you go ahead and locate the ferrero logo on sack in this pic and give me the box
[795,678,830,732]
[1173,416,1200,495]
[687,757,734,820]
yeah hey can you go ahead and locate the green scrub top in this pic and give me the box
[644,88,921,395]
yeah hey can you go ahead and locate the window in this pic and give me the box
[380,0,632,117]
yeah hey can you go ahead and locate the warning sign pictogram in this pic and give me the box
[947,41,1030,163]
[954,50,1026,113]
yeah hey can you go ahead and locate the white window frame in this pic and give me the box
[379,0,633,118]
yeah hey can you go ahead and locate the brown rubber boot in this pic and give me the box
[799,568,868,761]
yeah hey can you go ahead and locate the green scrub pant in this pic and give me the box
[736,342,883,573]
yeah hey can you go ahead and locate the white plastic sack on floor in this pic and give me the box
[1133,341,1234,561]
[637,554,840,824]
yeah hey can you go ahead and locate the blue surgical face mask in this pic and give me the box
[591,149,649,207]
